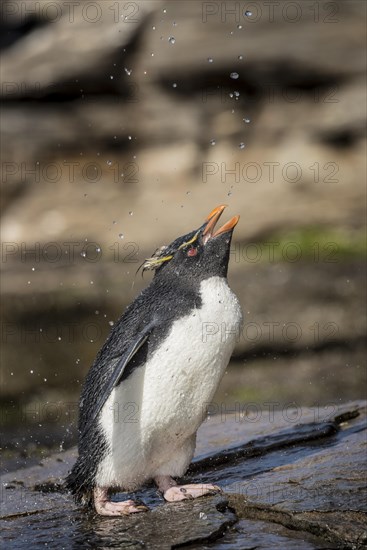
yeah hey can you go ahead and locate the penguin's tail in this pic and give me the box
[65,457,94,509]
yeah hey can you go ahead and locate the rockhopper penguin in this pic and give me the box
[66,205,243,516]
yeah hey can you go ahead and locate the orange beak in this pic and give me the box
[203,205,239,244]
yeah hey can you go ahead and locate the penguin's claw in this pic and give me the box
[95,498,149,516]
[93,487,149,516]
[163,483,222,502]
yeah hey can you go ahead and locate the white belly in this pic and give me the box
[96,276,242,489]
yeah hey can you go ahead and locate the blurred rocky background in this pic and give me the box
[1,0,366,465]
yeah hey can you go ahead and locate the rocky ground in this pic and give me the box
[1,401,366,549]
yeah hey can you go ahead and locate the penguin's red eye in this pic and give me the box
[187,247,198,257]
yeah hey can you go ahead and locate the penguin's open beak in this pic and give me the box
[202,205,239,245]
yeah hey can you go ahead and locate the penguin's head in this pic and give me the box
[143,205,239,280]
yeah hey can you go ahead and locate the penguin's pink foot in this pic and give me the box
[93,487,148,516]
[154,476,221,502]
[163,483,222,502]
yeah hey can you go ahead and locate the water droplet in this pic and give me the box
[173,21,177,26]
[44,378,47,382]
[96,247,101,253]
[95,310,99,315]
[90,281,94,285]
[172,82,177,88]
[230,72,239,79]
[152,25,156,30]
[237,24,243,29]
[245,10,252,17]
[168,36,176,44]
[58,336,62,341]
[110,75,114,80]
[186,191,191,195]
[199,512,207,519]
[107,160,112,166]
[234,91,240,98]
[210,139,216,146]
[112,220,116,224]
[119,233,124,239]
[239,142,246,149]
[243,117,251,123]
[31,267,35,271]
[227,191,232,196]
[124,67,132,76]
[207,57,214,63]
[163,8,167,13]
[108,321,114,326]
[81,251,86,258]
[129,211,133,216]
[128,135,132,140]
[238,55,244,60]
[30,370,34,374]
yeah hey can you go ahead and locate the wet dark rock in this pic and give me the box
[1,402,366,548]
[104,495,237,549]
[224,404,367,549]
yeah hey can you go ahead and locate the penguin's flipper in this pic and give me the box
[83,321,156,436]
